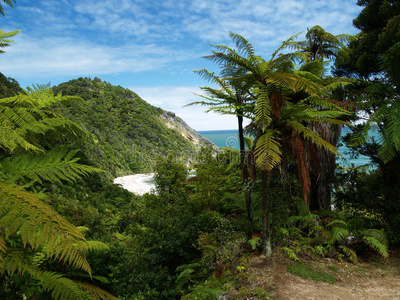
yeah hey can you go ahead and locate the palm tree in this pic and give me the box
[206,32,351,255]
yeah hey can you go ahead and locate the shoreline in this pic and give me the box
[113,173,155,196]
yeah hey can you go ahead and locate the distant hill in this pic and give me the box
[53,77,212,177]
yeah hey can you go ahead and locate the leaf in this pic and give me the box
[255,130,282,171]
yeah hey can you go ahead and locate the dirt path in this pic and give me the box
[249,255,400,299]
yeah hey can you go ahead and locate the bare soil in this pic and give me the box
[248,253,400,300]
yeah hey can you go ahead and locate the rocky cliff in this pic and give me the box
[160,111,216,148]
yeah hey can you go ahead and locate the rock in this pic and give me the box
[160,111,217,148]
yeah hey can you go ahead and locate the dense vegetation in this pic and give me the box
[53,77,197,177]
[1,0,399,299]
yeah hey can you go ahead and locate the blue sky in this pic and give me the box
[1,0,362,130]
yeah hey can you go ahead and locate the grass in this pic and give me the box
[286,261,336,284]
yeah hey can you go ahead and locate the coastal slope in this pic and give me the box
[53,77,214,177]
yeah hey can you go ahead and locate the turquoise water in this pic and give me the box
[199,128,373,167]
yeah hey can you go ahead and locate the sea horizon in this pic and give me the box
[199,127,373,167]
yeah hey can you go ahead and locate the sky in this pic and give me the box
[1,0,362,130]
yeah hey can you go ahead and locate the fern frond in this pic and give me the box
[0,183,93,275]
[327,227,349,245]
[282,246,300,261]
[362,229,388,247]
[255,130,282,171]
[0,29,20,53]
[339,246,358,263]
[1,146,104,184]
[2,254,88,300]
[254,88,271,130]
[362,237,389,258]
[287,120,339,155]
[75,281,120,300]
[84,241,110,252]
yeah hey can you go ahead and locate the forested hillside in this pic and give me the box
[2,0,400,299]
[53,77,198,176]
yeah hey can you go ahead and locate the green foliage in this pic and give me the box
[154,153,187,201]
[280,210,389,262]
[0,85,117,299]
[2,146,103,184]
[0,73,22,100]
[53,77,197,176]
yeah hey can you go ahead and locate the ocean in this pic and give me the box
[199,127,372,167]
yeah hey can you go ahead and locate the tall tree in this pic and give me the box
[334,0,400,245]
[186,69,256,226]
[288,26,355,210]
[205,33,351,255]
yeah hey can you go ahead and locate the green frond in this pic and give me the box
[282,246,300,261]
[0,29,20,53]
[264,72,297,92]
[0,126,41,153]
[77,226,91,234]
[319,80,353,94]
[0,91,86,154]
[255,130,282,171]
[229,32,256,58]
[84,241,110,252]
[362,237,389,258]
[2,254,88,300]
[41,272,89,300]
[254,89,271,130]
[0,0,15,16]
[76,281,120,300]
[326,219,347,228]
[1,146,104,184]
[362,229,388,247]
[293,70,322,84]
[0,183,93,274]
[287,121,340,155]
[271,32,303,60]
[298,59,326,77]
[327,227,349,245]
[339,246,358,263]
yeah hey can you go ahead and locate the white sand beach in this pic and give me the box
[113,173,156,195]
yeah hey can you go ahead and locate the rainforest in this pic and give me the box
[1,0,400,299]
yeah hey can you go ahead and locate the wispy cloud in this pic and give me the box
[2,0,362,129]
[130,85,244,131]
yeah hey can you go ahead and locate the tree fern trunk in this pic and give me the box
[261,169,272,256]
[237,110,245,165]
[308,124,341,210]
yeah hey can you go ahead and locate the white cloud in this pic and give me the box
[3,0,363,130]
[129,85,246,131]
[0,33,201,81]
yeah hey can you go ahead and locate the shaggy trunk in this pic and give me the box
[308,124,341,211]
[261,169,272,256]
[242,151,255,229]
